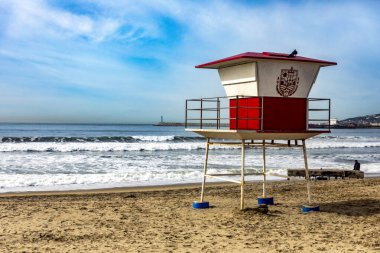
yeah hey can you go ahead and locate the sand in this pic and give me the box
[0,178,379,253]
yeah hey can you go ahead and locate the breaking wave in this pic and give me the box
[0,139,379,152]
[0,136,205,143]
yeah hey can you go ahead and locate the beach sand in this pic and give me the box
[0,178,379,252]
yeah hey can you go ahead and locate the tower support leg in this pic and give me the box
[258,140,274,205]
[194,138,210,209]
[262,140,266,198]
[240,140,245,210]
[301,139,319,213]
[302,139,312,204]
[200,138,210,202]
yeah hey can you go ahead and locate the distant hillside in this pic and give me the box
[339,113,380,127]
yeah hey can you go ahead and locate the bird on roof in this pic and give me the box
[288,49,298,57]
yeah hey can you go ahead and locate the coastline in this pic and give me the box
[0,177,303,197]
[0,181,233,197]
[0,178,379,252]
[1,172,379,197]
[0,126,379,193]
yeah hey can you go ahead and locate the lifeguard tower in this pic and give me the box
[186,50,337,212]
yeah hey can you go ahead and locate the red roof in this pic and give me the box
[195,52,337,69]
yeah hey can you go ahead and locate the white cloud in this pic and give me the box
[3,0,124,42]
[0,0,379,122]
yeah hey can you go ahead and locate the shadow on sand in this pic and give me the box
[320,198,380,216]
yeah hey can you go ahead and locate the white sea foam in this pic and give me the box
[0,138,379,152]
[0,170,204,192]
[0,127,379,192]
[0,148,378,192]
[132,135,176,142]
[0,142,205,152]
[307,140,380,149]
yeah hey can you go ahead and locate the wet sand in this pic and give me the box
[0,178,379,252]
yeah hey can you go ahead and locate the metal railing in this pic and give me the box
[185,96,331,131]
[186,95,262,130]
[307,98,331,131]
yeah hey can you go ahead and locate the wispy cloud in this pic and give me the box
[0,0,379,123]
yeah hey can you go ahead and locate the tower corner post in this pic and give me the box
[302,139,312,204]
[240,139,246,210]
[262,140,267,198]
[200,138,210,202]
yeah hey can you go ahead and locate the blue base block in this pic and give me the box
[301,205,320,213]
[258,197,274,205]
[193,201,209,209]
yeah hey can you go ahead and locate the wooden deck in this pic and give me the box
[288,169,364,179]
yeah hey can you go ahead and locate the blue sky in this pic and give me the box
[0,0,379,123]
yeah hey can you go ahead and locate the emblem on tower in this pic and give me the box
[276,67,299,97]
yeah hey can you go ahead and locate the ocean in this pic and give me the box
[0,124,379,193]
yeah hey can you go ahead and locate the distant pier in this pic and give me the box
[153,122,184,126]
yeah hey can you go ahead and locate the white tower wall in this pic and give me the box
[257,60,320,98]
[217,60,321,98]
[218,62,258,97]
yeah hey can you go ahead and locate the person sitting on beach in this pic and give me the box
[353,160,360,171]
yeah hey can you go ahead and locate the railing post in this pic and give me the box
[328,99,331,131]
[200,99,203,129]
[217,98,220,129]
[185,100,188,128]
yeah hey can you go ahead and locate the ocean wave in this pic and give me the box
[0,171,202,191]
[0,136,205,143]
[307,141,380,149]
[314,135,380,140]
[1,135,379,143]
[1,134,380,152]
[0,169,286,192]
[0,140,379,152]
[0,142,205,152]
